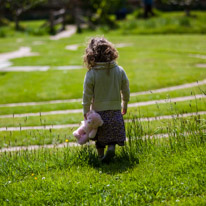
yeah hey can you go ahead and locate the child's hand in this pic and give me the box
[122,109,127,115]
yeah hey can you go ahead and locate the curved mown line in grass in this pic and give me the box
[0,113,205,148]
[0,97,205,128]
[0,111,205,131]
[1,129,205,153]
[0,94,205,123]
[0,84,205,116]
[0,79,205,108]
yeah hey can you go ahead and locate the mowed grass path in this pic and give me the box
[0,32,206,149]
[0,26,206,205]
[0,34,206,104]
[0,84,205,115]
[0,98,205,128]
[0,113,205,148]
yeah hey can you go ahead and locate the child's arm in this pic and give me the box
[82,71,94,116]
[120,69,130,114]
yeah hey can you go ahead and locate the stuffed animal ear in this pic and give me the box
[87,110,95,115]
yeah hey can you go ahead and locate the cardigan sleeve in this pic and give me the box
[82,71,94,115]
[120,68,130,110]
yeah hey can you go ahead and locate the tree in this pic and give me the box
[5,0,45,30]
[163,0,200,16]
[82,0,126,28]
[0,0,7,25]
[142,0,154,19]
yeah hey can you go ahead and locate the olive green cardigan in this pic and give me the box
[82,61,130,115]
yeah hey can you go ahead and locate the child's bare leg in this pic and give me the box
[97,148,104,158]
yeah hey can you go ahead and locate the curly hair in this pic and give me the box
[83,37,118,69]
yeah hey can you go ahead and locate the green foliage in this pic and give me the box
[162,0,200,6]
[5,0,45,11]
[119,11,206,34]
[4,0,46,30]
[83,0,125,28]
[0,20,50,37]
[0,17,9,27]
[0,27,7,37]
[162,0,200,16]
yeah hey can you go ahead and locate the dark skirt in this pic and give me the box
[92,110,126,149]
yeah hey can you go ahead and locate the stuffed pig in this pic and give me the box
[73,110,104,145]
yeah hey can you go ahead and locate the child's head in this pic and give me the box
[84,37,118,69]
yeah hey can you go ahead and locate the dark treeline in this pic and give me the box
[0,0,206,31]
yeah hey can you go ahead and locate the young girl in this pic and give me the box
[82,37,130,163]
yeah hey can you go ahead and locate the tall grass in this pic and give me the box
[0,110,205,205]
[0,109,205,173]
[120,96,205,166]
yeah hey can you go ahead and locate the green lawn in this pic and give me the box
[0,33,206,104]
[0,112,205,148]
[0,98,205,128]
[0,133,205,205]
[0,127,75,148]
[0,84,205,115]
[0,17,206,205]
[119,11,206,34]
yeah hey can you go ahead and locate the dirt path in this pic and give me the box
[0,47,38,61]
[196,64,206,68]
[0,26,77,71]
[0,66,50,72]
[50,25,77,40]
[0,47,39,70]
[189,54,206,59]
[0,111,205,132]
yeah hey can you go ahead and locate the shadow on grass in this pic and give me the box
[80,145,140,174]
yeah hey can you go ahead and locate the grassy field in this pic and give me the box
[0,33,206,104]
[0,113,205,148]
[0,98,206,128]
[119,11,206,34]
[0,124,205,205]
[0,84,205,115]
[0,15,206,205]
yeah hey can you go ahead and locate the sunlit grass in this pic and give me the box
[0,114,205,205]
[0,13,206,205]
[0,33,206,104]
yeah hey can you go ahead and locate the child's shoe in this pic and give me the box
[101,145,115,163]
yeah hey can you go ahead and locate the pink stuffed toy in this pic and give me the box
[73,110,104,145]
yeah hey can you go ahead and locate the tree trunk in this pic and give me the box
[74,7,82,33]
[49,10,55,34]
[185,5,191,17]
[14,14,20,30]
